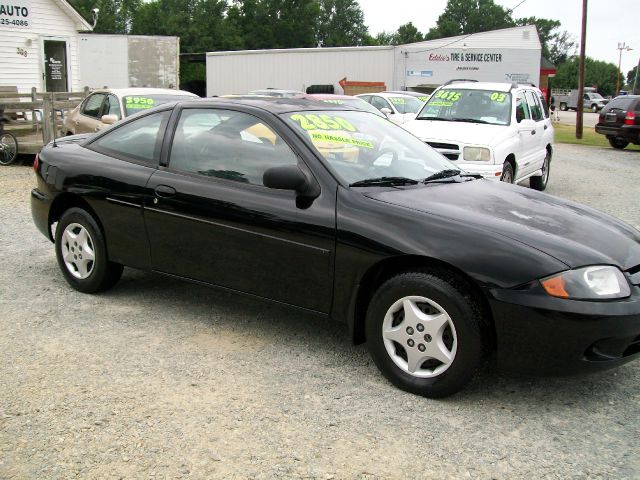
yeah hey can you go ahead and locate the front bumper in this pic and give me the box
[487,284,640,375]
[457,162,503,180]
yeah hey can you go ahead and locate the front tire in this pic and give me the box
[530,151,551,191]
[55,208,123,293]
[591,104,598,113]
[608,137,629,149]
[365,271,488,398]
[560,102,567,111]
[500,162,514,184]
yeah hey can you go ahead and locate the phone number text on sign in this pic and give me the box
[0,1,32,29]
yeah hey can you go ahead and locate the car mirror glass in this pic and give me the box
[380,107,393,116]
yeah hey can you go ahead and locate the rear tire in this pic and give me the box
[608,137,629,149]
[365,271,488,398]
[55,208,123,293]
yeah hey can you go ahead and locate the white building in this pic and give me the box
[206,26,542,97]
[0,0,91,92]
[78,34,180,90]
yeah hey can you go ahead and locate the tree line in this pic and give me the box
[68,0,635,95]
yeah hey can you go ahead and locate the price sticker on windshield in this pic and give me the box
[125,97,155,109]
[490,92,507,103]
[321,99,345,105]
[309,132,373,149]
[434,90,462,102]
[290,113,357,132]
[389,97,406,105]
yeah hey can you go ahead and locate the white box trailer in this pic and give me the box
[205,26,542,97]
[78,34,180,89]
[206,46,395,97]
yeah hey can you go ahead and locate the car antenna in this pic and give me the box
[51,92,58,148]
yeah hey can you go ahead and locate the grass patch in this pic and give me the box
[554,123,640,150]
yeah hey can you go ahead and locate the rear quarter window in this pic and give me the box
[605,97,635,112]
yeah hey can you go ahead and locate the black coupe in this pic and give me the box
[31,98,640,397]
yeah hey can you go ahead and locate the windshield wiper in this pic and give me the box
[349,176,419,187]
[416,116,451,121]
[452,118,490,124]
[422,169,462,183]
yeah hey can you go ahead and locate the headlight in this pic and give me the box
[463,147,491,161]
[540,265,630,300]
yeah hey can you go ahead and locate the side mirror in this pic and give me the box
[380,107,393,116]
[263,164,319,197]
[101,114,118,125]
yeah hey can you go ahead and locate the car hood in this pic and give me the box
[403,119,507,146]
[365,180,640,271]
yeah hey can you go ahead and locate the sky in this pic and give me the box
[358,0,640,75]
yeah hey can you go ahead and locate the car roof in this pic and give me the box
[173,97,358,114]
[439,82,540,93]
[249,89,304,95]
[306,94,357,100]
[384,91,429,97]
[364,92,422,99]
[92,87,199,97]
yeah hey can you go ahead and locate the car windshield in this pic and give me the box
[417,89,512,126]
[283,110,459,185]
[388,96,423,114]
[122,95,195,116]
[318,98,384,116]
[587,93,604,100]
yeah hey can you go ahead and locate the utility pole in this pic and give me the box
[616,42,633,95]
[576,0,588,139]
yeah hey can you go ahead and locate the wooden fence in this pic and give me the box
[0,88,90,155]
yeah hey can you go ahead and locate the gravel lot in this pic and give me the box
[1,144,639,479]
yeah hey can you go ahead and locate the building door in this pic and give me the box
[43,40,68,92]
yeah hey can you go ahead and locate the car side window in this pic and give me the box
[370,96,392,112]
[515,92,531,122]
[103,95,122,120]
[525,91,543,121]
[537,93,549,118]
[358,95,371,103]
[91,110,170,164]
[81,93,107,119]
[168,109,298,186]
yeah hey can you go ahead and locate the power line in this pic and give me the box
[507,0,529,13]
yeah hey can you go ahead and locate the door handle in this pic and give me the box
[94,126,100,132]
[531,130,536,135]
[544,124,548,130]
[154,185,176,198]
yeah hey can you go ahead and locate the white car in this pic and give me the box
[355,92,423,125]
[403,81,554,190]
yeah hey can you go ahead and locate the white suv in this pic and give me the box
[403,81,554,190]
